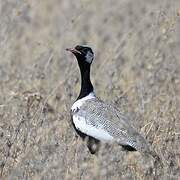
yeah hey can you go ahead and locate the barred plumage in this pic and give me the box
[67,45,154,155]
[72,98,151,154]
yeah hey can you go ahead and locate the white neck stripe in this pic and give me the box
[71,92,96,112]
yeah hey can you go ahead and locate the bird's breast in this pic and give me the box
[72,113,114,142]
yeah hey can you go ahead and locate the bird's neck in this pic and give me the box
[77,63,94,100]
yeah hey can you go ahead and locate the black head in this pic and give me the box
[66,45,94,64]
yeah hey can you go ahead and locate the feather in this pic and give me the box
[72,98,151,154]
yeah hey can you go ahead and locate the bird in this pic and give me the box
[66,45,154,155]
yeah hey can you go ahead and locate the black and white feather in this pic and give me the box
[67,45,152,155]
[71,94,151,153]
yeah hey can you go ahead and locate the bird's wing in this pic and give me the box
[73,98,151,153]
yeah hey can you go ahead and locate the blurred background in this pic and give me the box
[0,0,180,179]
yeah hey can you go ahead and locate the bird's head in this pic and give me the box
[66,45,94,64]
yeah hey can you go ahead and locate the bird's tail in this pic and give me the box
[126,133,163,167]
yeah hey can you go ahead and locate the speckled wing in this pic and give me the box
[74,98,151,154]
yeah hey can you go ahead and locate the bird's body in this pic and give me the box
[71,92,151,154]
[66,45,153,155]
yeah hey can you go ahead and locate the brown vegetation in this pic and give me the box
[0,0,180,179]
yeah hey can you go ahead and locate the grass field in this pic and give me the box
[0,0,180,179]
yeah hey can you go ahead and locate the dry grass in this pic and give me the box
[0,0,180,179]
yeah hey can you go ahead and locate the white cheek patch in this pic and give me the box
[85,51,94,63]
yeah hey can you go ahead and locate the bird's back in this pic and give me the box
[73,98,151,154]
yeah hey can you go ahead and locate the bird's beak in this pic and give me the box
[66,48,82,55]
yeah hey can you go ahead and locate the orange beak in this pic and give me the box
[66,48,82,55]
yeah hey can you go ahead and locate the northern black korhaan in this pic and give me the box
[66,45,155,155]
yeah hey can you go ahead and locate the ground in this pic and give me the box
[0,0,180,179]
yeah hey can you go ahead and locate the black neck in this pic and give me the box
[77,62,93,100]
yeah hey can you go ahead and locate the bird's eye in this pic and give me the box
[82,48,88,54]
